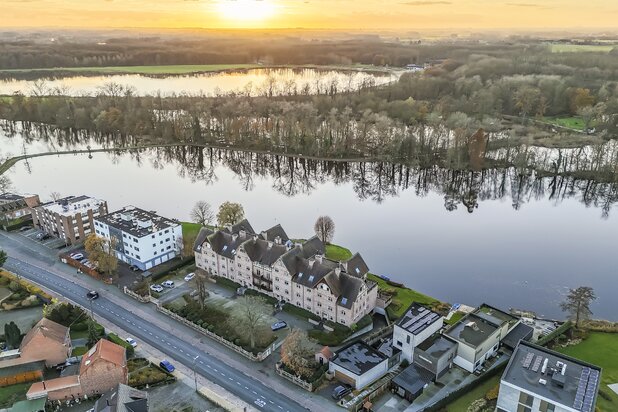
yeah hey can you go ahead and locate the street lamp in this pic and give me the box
[192,355,199,392]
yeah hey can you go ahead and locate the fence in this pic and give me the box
[122,286,152,303]
[275,363,315,392]
[156,304,280,362]
[536,321,572,346]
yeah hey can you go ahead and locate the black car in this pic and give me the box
[86,290,99,300]
[332,385,352,400]
[129,265,140,272]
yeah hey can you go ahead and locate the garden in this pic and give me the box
[128,357,176,389]
[0,270,52,310]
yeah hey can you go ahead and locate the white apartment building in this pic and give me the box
[194,220,378,326]
[32,195,108,245]
[94,206,182,271]
[392,303,444,363]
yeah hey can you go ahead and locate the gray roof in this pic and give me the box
[501,323,534,350]
[223,219,255,236]
[445,313,499,348]
[97,206,178,238]
[502,341,601,412]
[473,304,518,328]
[396,303,442,335]
[392,364,434,396]
[0,198,28,213]
[259,224,289,243]
[207,230,251,259]
[416,334,458,361]
[193,227,214,253]
[94,383,148,412]
[0,192,24,202]
[344,253,370,278]
[242,237,289,266]
[332,342,388,375]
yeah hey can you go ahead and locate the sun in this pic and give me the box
[216,0,278,23]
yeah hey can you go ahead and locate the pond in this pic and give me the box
[2,129,617,321]
[0,68,395,97]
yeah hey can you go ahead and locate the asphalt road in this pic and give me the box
[5,256,307,412]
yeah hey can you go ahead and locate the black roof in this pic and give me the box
[445,313,500,348]
[97,206,178,238]
[344,253,370,278]
[396,303,442,335]
[259,224,289,243]
[207,230,251,259]
[501,323,534,350]
[416,333,458,361]
[242,237,289,266]
[222,219,255,236]
[331,341,388,375]
[193,227,214,253]
[392,364,434,396]
[0,192,24,202]
[0,198,28,213]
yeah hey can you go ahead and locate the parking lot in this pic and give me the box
[19,227,69,249]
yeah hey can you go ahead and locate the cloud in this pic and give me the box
[400,1,452,5]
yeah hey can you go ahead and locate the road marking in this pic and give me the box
[252,391,257,395]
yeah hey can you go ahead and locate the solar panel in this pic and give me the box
[522,353,534,368]
[531,356,543,372]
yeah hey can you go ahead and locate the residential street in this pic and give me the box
[0,231,332,412]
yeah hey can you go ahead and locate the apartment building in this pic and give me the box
[32,195,108,245]
[0,192,40,226]
[194,220,378,326]
[94,206,182,271]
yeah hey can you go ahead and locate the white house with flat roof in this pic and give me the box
[497,341,601,412]
[393,303,443,363]
[94,206,182,271]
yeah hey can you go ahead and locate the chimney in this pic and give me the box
[267,241,273,249]
[315,254,323,264]
[239,229,246,239]
[261,231,267,240]
[308,258,315,268]
[232,233,238,242]
[274,236,281,244]
[226,224,233,232]
[335,267,341,277]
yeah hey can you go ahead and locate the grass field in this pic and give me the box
[181,221,203,240]
[325,244,354,261]
[542,116,587,131]
[550,44,616,53]
[0,64,260,75]
[445,376,500,412]
[367,273,439,318]
[0,382,32,408]
[556,332,618,412]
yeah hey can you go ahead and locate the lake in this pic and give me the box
[0,68,395,97]
[2,129,617,321]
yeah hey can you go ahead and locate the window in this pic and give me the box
[166,246,171,250]
[539,401,555,412]
[136,255,141,260]
[406,335,410,344]
[153,243,156,247]
[165,229,169,234]
[165,238,170,242]
[160,241,163,245]
[296,293,301,298]
[396,340,402,347]
[135,247,140,251]
[517,392,534,412]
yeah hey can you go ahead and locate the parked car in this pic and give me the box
[161,280,175,288]
[125,337,137,348]
[271,321,287,331]
[129,265,140,272]
[19,225,32,232]
[86,290,99,300]
[332,385,352,400]
[70,253,84,260]
[159,360,175,373]
[37,233,51,241]
[150,284,164,293]
[184,272,195,282]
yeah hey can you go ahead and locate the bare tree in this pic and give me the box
[561,286,597,328]
[280,329,317,378]
[50,191,62,201]
[190,200,214,226]
[314,215,335,244]
[194,269,210,309]
[232,295,272,349]
[0,176,13,193]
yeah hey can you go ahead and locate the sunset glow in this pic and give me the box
[216,0,278,23]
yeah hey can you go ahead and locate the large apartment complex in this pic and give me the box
[194,220,378,326]
[32,195,108,245]
[94,206,182,271]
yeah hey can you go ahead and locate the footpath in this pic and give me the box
[0,231,334,412]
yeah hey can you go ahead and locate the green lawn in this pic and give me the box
[549,44,616,53]
[181,221,202,239]
[367,274,440,319]
[72,346,88,356]
[325,244,353,261]
[542,116,587,131]
[445,311,465,325]
[0,64,260,75]
[556,332,618,412]
[445,375,500,412]
[0,382,32,408]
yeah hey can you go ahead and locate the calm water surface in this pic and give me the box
[0,68,394,97]
[2,133,617,321]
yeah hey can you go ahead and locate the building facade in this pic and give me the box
[392,303,444,363]
[0,193,40,226]
[194,220,378,326]
[19,318,71,368]
[329,342,393,390]
[94,206,182,271]
[32,195,108,245]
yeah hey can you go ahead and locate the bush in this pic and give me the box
[400,359,409,368]
[71,322,88,332]
[107,333,135,358]
[283,304,320,322]
[485,384,500,401]
[8,281,22,292]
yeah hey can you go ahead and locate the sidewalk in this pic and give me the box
[0,231,336,412]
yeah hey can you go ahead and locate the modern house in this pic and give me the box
[329,341,399,390]
[445,304,519,373]
[497,341,601,412]
[412,333,458,380]
[27,339,128,401]
[93,383,148,412]
[19,318,71,367]
[194,220,378,327]
[32,195,108,245]
[94,206,182,271]
[392,303,444,362]
[391,364,434,402]
[0,192,40,228]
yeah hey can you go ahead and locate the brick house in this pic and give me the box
[20,318,71,367]
[79,339,128,396]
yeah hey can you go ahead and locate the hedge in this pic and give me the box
[213,276,242,290]
[283,304,320,322]
[150,257,195,281]
[536,321,572,346]
[107,333,135,358]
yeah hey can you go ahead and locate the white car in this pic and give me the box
[162,280,175,288]
[150,284,164,293]
[125,337,137,348]
[184,272,195,282]
[70,253,84,260]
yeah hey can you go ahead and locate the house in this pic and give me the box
[79,339,128,396]
[19,318,71,367]
[412,333,458,380]
[194,221,378,327]
[94,206,183,271]
[497,341,601,412]
[392,303,443,362]
[0,192,40,227]
[26,339,127,401]
[315,346,334,365]
[390,364,434,402]
[93,383,148,412]
[501,322,534,351]
[444,304,519,373]
[32,195,108,245]
[329,341,399,389]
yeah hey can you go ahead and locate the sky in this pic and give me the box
[2,0,618,30]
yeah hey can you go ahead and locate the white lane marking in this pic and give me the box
[252,391,257,395]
